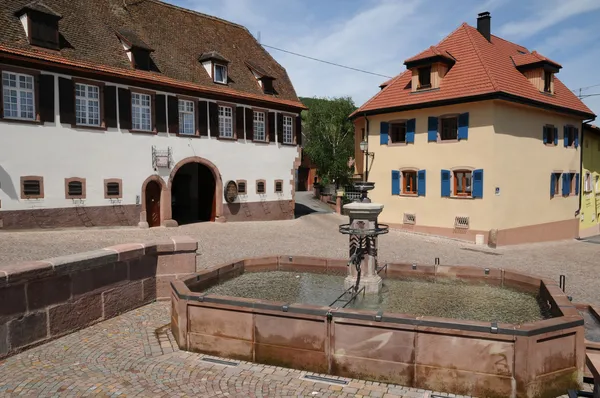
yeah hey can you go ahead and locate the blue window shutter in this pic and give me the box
[563,126,568,147]
[380,122,389,145]
[554,127,558,145]
[406,118,415,143]
[550,174,555,197]
[472,169,483,198]
[575,173,580,195]
[441,169,451,197]
[575,128,579,148]
[562,173,569,196]
[458,113,469,140]
[542,126,547,144]
[391,170,400,195]
[428,117,438,142]
[417,169,426,196]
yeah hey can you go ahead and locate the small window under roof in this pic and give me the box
[245,61,277,94]
[116,29,157,72]
[16,1,63,50]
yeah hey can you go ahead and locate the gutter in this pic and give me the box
[575,118,595,219]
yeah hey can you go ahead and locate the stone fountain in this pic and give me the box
[339,182,388,294]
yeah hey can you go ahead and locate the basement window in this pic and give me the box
[65,177,85,199]
[275,180,283,193]
[256,180,266,194]
[237,180,247,194]
[105,179,122,198]
[22,178,42,198]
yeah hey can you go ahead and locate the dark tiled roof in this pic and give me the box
[0,0,302,108]
[16,1,62,18]
[353,23,593,118]
[245,61,273,79]
[198,51,229,63]
[116,28,153,51]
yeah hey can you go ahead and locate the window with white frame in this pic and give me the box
[178,99,195,135]
[585,172,592,193]
[2,71,35,120]
[75,83,100,126]
[283,115,293,144]
[218,105,233,138]
[214,64,227,84]
[131,92,151,131]
[253,111,266,141]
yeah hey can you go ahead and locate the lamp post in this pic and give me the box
[360,140,369,182]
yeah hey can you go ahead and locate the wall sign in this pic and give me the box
[224,180,238,203]
[152,146,173,169]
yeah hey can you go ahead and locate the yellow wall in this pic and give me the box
[361,100,583,234]
[580,129,600,237]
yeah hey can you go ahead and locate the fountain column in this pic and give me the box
[342,202,385,294]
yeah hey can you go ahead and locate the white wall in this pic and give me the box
[0,70,299,212]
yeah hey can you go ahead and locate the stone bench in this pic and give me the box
[569,352,600,398]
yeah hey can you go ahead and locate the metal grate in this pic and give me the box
[201,357,239,367]
[454,216,470,229]
[106,182,120,197]
[23,180,40,196]
[68,181,83,196]
[301,374,349,385]
[403,213,416,225]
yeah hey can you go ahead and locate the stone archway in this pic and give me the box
[168,157,223,223]
[139,175,175,228]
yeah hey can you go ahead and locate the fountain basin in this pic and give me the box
[170,256,585,398]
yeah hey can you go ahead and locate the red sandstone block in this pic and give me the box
[387,263,435,279]
[0,323,7,357]
[102,280,144,319]
[0,261,54,285]
[243,256,279,271]
[170,279,189,296]
[503,270,542,290]
[71,262,128,296]
[326,259,348,273]
[157,275,177,299]
[49,293,102,336]
[48,250,118,275]
[278,255,327,273]
[0,284,26,319]
[129,255,158,280]
[27,275,71,311]
[559,306,581,317]
[143,242,158,256]
[155,240,175,254]
[436,265,502,281]
[217,261,244,282]
[171,236,198,252]
[156,253,195,275]
[8,311,48,349]
[142,277,157,302]
[104,243,145,262]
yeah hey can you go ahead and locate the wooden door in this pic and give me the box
[145,181,161,227]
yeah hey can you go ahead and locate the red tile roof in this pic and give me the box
[511,51,562,69]
[352,23,593,118]
[404,46,454,64]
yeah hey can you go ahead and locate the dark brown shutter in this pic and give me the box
[295,115,302,146]
[38,74,54,123]
[236,106,244,140]
[245,108,253,141]
[277,113,284,144]
[209,102,218,137]
[268,112,275,142]
[0,73,3,118]
[118,88,131,130]
[58,77,75,125]
[197,100,208,136]
[167,96,178,134]
[155,94,166,132]
[151,94,156,132]
[104,86,117,128]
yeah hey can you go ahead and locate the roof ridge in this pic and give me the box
[490,33,529,52]
[141,0,246,30]
[463,24,499,91]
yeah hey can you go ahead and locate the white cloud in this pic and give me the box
[497,0,600,40]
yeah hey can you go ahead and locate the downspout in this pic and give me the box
[575,119,594,219]
[364,113,369,182]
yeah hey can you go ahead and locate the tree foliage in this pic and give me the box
[300,96,356,187]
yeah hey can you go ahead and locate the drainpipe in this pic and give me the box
[364,113,369,182]
[575,118,594,219]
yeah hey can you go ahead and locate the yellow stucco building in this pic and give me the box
[351,13,596,246]
[580,125,600,238]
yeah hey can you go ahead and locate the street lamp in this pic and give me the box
[359,140,368,153]
[360,140,373,182]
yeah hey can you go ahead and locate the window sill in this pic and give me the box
[544,143,557,147]
[74,124,107,131]
[399,193,418,197]
[388,142,408,147]
[106,196,123,200]
[66,196,86,200]
[176,132,202,138]
[129,129,157,135]
[448,195,475,200]
[21,196,44,200]
[411,87,440,94]
[437,138,459,143]
[281,142,296,146]
[2,118,41,125]
[217,136,237,141]
[214,81,228,86]
[252,139,269,144]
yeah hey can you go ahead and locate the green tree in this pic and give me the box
[300,96,356,188]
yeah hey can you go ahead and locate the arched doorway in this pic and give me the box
[145,180,162,227]
[171,162,216,224]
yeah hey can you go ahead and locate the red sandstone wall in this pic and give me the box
[0,236,197,359]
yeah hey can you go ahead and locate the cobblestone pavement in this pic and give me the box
[1,213,599,305]
[0,302,471,398]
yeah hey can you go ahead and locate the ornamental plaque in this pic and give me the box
[224,180,238,203]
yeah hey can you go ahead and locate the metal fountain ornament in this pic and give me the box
[338,182,388,295]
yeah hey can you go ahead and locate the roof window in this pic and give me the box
[116,29,157,72]
[199,51,230,85]
[245,61,277,94]
[16,1,62,50]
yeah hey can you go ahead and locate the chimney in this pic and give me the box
[477,12,491,42]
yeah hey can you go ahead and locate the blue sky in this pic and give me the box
[176,0,600,117]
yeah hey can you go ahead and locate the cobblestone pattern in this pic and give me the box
[0,302,593,397]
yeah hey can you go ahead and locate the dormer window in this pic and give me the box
[214,64,227,84]
[245,61,277,95]
[544,71,552,93]
[116,29,156,72]
[418,66,431,89]
[16,1,62,50]
[198,51,230,85]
